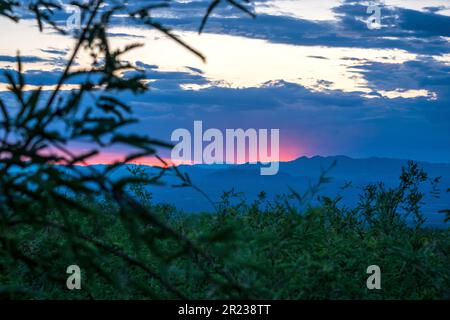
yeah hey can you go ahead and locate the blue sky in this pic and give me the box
[0,0,449,163]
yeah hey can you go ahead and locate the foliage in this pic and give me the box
[0,0,256,299]
[1,163,449,299]
[440,188,450,222]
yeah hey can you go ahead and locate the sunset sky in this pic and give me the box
[1,0,449,164]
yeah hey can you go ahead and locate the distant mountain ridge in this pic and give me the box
[83,155,450,227]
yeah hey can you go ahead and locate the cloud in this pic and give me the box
[354,56,450,101]
[72,59,448,162]
[2,0,449,163]
[148,1,450,55]
[0,55,47,63]
[40,48,68,56]
[14,1,450,55]
[0,68,90,86]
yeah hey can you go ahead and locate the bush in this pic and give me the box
[1,162,449,299]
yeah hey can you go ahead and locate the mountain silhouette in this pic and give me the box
[83,156,450,227]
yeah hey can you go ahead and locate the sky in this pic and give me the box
[0,0,450,164]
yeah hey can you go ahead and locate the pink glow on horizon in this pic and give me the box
[60,137,307,166]
[73,148,301,167]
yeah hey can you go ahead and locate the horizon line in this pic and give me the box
[77,154,450,168]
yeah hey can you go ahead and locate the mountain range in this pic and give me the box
[86,155,450,227]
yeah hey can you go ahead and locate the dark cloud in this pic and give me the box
[2,0,449,162]
[0,68,99,86]
[355,57,450,99]
[40,48,68,56]
[106,32,145,39]
[92,1,449,55]
[15,0,450,55]
[1,57,449,162]
[116,75,449,162]
[308,56,329,60]
[0,55,47,63]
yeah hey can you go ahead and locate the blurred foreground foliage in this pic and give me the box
[0,0,258,299]
[1,162,450,299]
